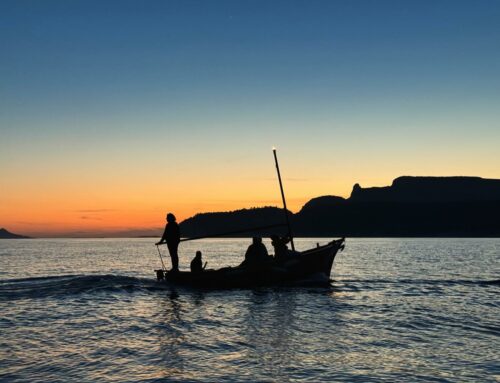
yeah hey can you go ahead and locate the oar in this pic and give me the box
[178,223,287,242]
[155,223,287,245]
[155,244,167,271]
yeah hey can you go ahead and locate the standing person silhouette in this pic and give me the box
[156,213,180,272]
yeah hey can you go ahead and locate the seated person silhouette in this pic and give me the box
[240,237,269,268]
[270,235,290,262]
[190,251,204,273]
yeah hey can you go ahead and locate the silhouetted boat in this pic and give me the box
[156,238,345,288]
[155,149,346,288]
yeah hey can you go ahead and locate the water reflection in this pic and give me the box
[246,289,299,379]
[156,288,186,378]
[3,238,495,381]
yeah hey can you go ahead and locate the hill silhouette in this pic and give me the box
[0,228,30,239]
[349,176,500,202]
[180,176,500,237]
[181,207,289,238]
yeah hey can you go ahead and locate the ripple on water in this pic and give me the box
[1,238,499,382]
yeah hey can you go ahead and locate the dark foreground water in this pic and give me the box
[1,238,499,382]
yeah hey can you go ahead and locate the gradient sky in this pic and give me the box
[1,0,500,236]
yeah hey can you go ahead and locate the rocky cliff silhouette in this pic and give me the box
[180,176,500,237]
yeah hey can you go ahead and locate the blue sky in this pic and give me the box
[3,0,499,130]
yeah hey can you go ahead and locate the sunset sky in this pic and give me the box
[1,0,500,236]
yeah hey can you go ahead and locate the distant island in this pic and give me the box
[180,176,500,237]
[0,228,30,239]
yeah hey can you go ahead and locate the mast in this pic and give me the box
[272,148,295,251]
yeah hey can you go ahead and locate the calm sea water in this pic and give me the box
[1,238,499,382]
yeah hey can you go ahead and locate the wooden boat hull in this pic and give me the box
[157,238,345,288]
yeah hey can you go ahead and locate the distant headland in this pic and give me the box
[180,176,500,238]
[0,228,30,239]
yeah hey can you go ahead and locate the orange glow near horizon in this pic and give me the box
[0,173,319,237]
[1,194,311,237]
[2,125,499,237]
[3,162,500,237]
